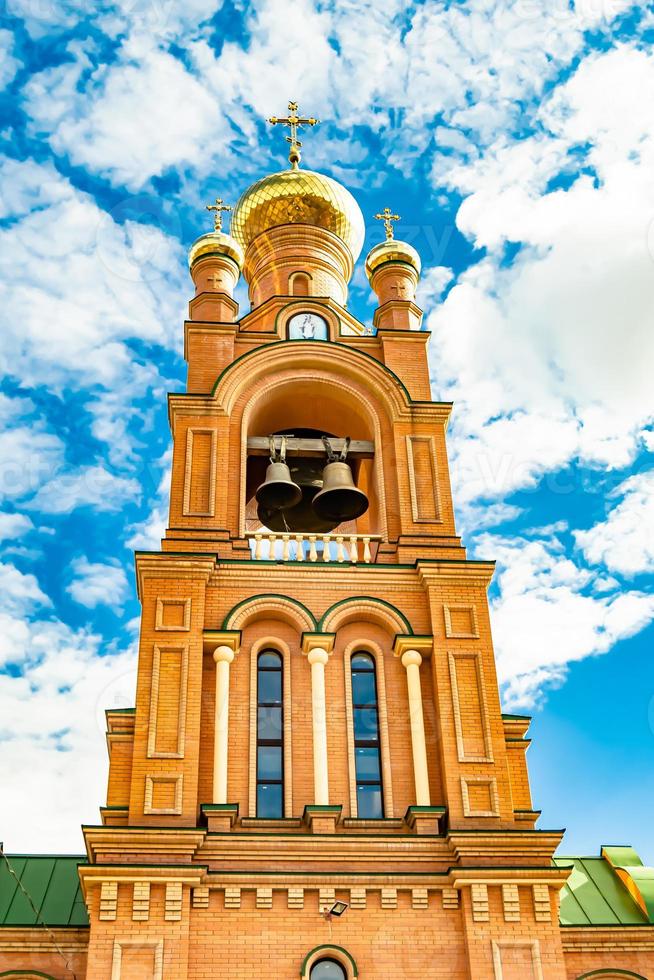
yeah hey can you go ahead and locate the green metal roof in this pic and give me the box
[0,855,88,927]
[555,854,650,926]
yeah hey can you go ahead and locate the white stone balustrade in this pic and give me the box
[248,532,380,564]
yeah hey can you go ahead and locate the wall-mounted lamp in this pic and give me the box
[325,900,348,919]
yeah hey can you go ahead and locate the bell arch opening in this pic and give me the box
[243,377,383,541]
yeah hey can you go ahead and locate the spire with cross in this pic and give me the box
[374,207,401,241]
[268,100,320,170]
[205,197,232,232]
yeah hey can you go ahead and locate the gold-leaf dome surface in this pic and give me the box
[231,169,365,261]
[365,238,422,279]
[188,231,244,270]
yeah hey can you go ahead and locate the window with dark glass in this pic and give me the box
[351,652,383,819]
[256,650,283,818]
[310,959,347,980]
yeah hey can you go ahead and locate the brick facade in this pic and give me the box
[3,164,652,979]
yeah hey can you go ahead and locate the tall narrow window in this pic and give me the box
[257,650,284,817]
[351,652,383,818]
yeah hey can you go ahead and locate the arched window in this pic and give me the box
[290,271,311,296]
[257,650,284,817]
[351,652,383,818]
[310,960,347,980]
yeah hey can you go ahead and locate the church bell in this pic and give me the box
[312,436,369,524]
[255,436,302,514]
[255,434,369,533]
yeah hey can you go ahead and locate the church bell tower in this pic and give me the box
[82,103,573,979]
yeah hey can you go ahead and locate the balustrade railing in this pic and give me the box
[247,532,381,564]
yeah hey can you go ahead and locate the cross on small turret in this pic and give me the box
[205,197,232,232]
[374,207,401,241]
[269,100,320,170]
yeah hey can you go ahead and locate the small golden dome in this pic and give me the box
[365,239,421,280]
[188,231,244,271]
[230,169,365,261]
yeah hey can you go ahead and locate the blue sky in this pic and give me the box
[1,0,653,856]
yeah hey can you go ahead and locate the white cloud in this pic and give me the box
[0,425,65,502]
[27,464,141,514]
[0,562,50,622]
[474,529,654,708]
[575,470,654,576]
[0,512,34,541]
[24,38,227,190]
[0,29,21,90]
[66,556,130,609]
[428,44,654,515]
[0,550,136,848]
[125,447,171,550]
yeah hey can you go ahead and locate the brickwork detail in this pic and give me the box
[319,887,336,912]
[442,887,460,910]
[349,887,366,909]
[99,881,118,921]
[412,888,429,910]
[287,887,304,909]
[533,884,551,923]
[224,887,241,909]
[502,883,521,922]
[132,881,150,921]
[192,886,209,909]
[164,882,183,922]
[471,883,490,922]
[381,887,397,909]
[256,887,273,909]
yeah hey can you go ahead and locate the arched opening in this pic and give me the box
[290,271,311,296]
[301,945,357,980]
[256,650,284,818]
[243,377,382,541]
[351,652,383,818]
[311,961,347,980]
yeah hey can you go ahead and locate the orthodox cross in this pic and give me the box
[205,197,232,232]
[269,100,320,170]
[374,207,401,241]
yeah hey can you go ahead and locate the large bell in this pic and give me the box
[257,459,337,534]
[312,460,369,523]
[255,460,303,513]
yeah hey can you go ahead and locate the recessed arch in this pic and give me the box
[0,973,59,978]
[576,972,649,979]
[301,945,358,979]
[211,340,413,414]
[222,593,317,632]
[320,596,412,635]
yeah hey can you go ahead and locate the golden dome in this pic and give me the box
[365,239,422,280]
[188,231,244,271]
[230,169,365,261]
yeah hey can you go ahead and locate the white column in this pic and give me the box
[401,649,431,807]
[213,645,235,803]
[307,647,330,805]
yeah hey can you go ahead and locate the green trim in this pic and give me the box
[501,713,532,721]
[221,593,317,630]
[105,707,135,714]
[209,339,415,405]
[576,972,649,979]
[0,972,58,978]
[317,596,412,633]
[300,944,358,978]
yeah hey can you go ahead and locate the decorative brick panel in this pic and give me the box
[471,883,489,922]
[132,881,150,922]
[99,881,118,921]
[164,882,183,922]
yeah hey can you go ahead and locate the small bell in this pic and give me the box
[255,436,302,513]
[312,436,369,523]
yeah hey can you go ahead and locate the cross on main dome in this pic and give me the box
[268,100,320,170]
